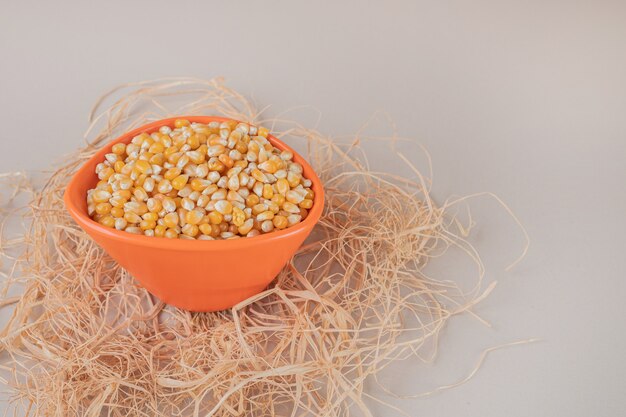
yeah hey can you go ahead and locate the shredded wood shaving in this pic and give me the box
[0,78,527,416]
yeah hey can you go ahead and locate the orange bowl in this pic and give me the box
[64,116,324,312]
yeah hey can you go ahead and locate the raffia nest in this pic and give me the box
[0,78,528,416]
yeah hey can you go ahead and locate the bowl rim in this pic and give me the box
[64,116,325,251]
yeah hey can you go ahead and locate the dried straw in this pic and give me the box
[0,78,528,416]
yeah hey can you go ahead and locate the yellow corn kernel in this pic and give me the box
[147,141,164,154]
[134,160,152,174]
[95,180,110,191]
[186,150,204,164]
[162,197,177,213]
[98,215,115,228]
[287,171,301,187]
[251,168,268,183]
[261,220,274,233]
[185,209,204,225]
[262,184,274,199]
[163,212,179,228]
[157,179,173,194]
[271,194,286,206]
[114,160,125,173]
[124,201,148,215]
[142,212,159,222]
[232,207,246,227]
[114,218,127,230]
[273,215,288,229]
[235,141,248,154]
[257,126,269,138]
[118,177,134,190]
[164,228,179,239]
[218,153,234,168]
[189,178,208,191]
[238,218,254,235]
[214,200,233,214]
[150,153,165,165]
[234,160,248,169]
[252,203,267,216]
[124,212,142,224]
[245,194,260,207]
[299,199,313,209]
[109,196,126,208]
[256,210,274,222]
[95,202,112,215]
[154,225,167,237]
[114,189,132,199]
[174,119,190,128]
[187,134,200,149]
[111,143,126,155]
[110,207,124,218]
[176,154,190,170]
[227,175,240,191]
[287,214,301,226]
[207,144,226,157]
[199,223,213,235]
[300,207,308,220]
[267,201,280,214]
[146,198,162,213]
[227,190,244,203]
[182,224,199,237]
[286,190,305,204]
[275,178,290,195]
[98,167,114,181]
[282,202,300,214]
[140,220,156,231]
[163,167,180,181]
[196,194,210,209]
[208,211,223,225]
[208,159,226,173]
[133,187,148,201]
[258,160,279,174]
[171,174,189,191]
[92,190,111,203]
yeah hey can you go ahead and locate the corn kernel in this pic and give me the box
[262,183,274,199]
[299,198,313,209]
[87,120,313,239]
[232,207,246,226]
[163,212,179,228]
[185,209,204,225]
[92,190,111,203]
[140,220,156,231]
[257,210,274,222]
[95,202,112,215]
[171,175,189,190]
[273,215,288,229]
[283,202,300,214]
[214,200,233,214]
[164,228,179,239]
[208,211,223,225]
[174,119,190,128]
[257,126,269,138]
[112,143,126,155]
[111,207,125,218]
[181,224,198,237]
[124,212,142,224]
[246,194,260,207]
[97,214,115,228]
[142,212,159,222]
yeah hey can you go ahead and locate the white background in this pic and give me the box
[1,1,625,416]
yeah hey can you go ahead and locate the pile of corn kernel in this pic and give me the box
[86,119,315,240]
